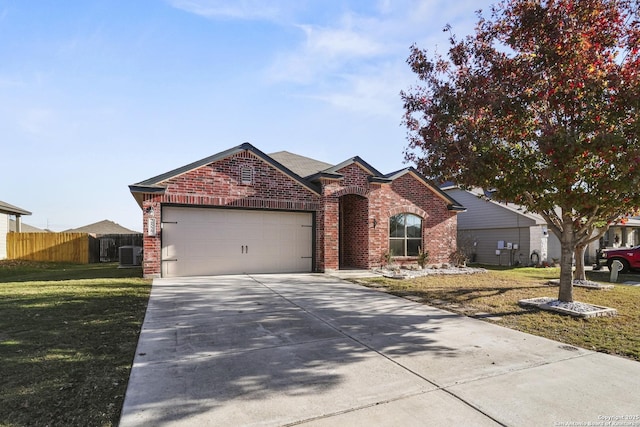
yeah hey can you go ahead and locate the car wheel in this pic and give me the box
[607,258,630,273]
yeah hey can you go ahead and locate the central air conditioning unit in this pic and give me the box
[119,245,142,267]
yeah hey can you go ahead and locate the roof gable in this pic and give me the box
[325,156,386,177]
[387,168,465,211]
[129,143,322,207]
[132,143,254,188]
[305,156,394,184]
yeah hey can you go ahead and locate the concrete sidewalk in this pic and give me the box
[120,274,640,426]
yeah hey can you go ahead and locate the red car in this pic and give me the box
[602,246,640,273]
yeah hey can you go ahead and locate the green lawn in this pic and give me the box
[360,266,640,361]
[0,261,151,427]
[2,261,638,426]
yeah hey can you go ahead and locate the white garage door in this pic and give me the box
[161,207,313,277]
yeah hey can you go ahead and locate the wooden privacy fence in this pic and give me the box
[7,233,95,264]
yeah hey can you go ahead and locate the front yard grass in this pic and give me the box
[0,260,151,427]
[360,266,640,362]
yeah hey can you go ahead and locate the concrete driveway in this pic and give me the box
[120,274,640,426]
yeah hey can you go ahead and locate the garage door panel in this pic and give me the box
[161,207,313,277]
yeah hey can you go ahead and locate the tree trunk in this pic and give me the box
[574,243,587,281]
[558,221,575,302]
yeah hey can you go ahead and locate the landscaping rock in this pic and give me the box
[374,266,487,279]
[547,279,614,289]
[519,297,617,318]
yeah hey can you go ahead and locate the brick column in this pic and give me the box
[319,179,340,272]
[323,197,339,271]
[142,197,161,278]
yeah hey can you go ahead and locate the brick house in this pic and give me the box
[129,143,465,278]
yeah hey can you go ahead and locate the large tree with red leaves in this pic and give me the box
[402,0,640,302]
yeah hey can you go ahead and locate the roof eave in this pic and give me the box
[0,201,32,216]
[0,208,32,216]
[368,176,392,184]
[129,185,167,194]
[448,204,467,212]
[308,172,345,183]
[128,185,166,209]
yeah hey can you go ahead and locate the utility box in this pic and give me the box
[119,246,142,267]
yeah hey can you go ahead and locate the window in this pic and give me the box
[389,213,422,256]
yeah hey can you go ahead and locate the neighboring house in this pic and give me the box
[129,142,465,278]
[588,218,640,266]
[0,200,32,260]
[442,186,561,266]
[599,218,640,250]
[63,219,139,235]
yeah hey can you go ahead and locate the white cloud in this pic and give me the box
[300,24,384,59]
[169,0,492,117]
[266,22,386,84]
[166,0,298,22]
[302,61,415,117]
[268,0,492,113]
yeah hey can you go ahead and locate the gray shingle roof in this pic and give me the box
[268,151,333,178]
[63,220,139,234]
[128,142,465,212]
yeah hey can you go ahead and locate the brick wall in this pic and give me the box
[340,194,369,268]
[319,178,340,271]
[357,170,457,268]
[325,164,458,269]
[139,151,458,277]
[383,173,457,265]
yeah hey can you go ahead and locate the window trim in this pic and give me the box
[389,213,423,257]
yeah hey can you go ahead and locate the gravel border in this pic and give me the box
[519,297,618,318]
[373,266,487,279]
[547,279,614,290]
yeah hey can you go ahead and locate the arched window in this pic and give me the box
[389,213,422,256]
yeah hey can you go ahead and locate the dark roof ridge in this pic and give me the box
[324,156,386,178]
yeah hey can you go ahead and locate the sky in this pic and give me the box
[1,0,494,232]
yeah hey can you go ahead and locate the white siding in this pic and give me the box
[0,213,7,259]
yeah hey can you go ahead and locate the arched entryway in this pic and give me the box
[339,193,369,269]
